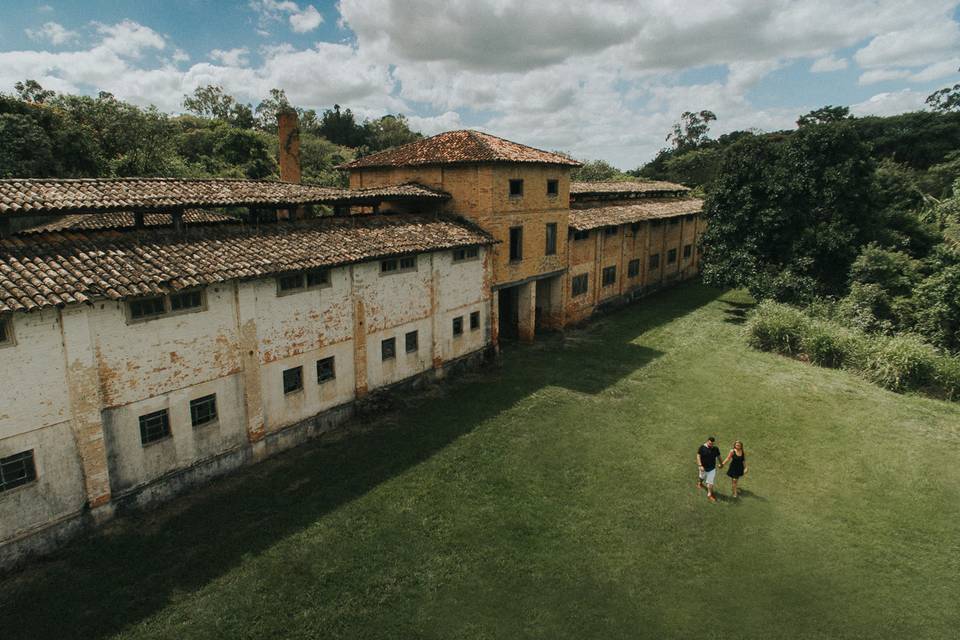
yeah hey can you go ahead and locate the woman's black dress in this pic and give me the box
[727,452,745,479]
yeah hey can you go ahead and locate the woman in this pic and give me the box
[723,440,747,497]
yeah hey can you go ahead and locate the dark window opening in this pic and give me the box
[0,450,37,492]
[190,394,218,427]
[670,218,681,225]
[683,244,692,258]
[306,269,329,287]
[545,223,557,256]
[405,330,418,353]
[380,259,398,273]
[572,229,590,241]
[571,274,588,297]
[685,214,695,222]
[649,253,660,269]
[509,179,524,197]
[130,296,166,320]
[668,248,678,264]
[170,290,202,312]
[509,227,523,261]
[453,246,479,262]
[317,357,336,382]
[547,179,559,196]
[605,226,618,236]
[452,316,464,336]
[382,337,396,361]
[602,266,617,287]
[400,256,416,270]
[283,366,303,394]
[0,316,10,344]
[278,274,304,291]
[650,219,663,228]
[628,259,640,278]
[470,311,480,330]
[139,409,171,445]
[631,222,641,233]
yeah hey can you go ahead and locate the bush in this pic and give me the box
[746,301,807,355]
[801,321,862,369]
[933,356,960,400]
[859,334,939,392]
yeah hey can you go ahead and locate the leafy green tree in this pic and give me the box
[363,114,422,152]
[666,110,716,151]
[909,264,960,353]
[661,147,722,187]
[14,79,55,104]
[255,88,293,133]
[299,134,353,186]
[319,104,367,147]
[926,69,960,112]
[571,159,629,182]
[0,113,55,177]
[797,105,851,127]
[183,85,255,128]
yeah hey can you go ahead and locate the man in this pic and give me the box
[696,436,723,503]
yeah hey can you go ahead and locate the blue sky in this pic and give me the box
[3,1,959,167]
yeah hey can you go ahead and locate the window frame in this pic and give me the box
[602,266,617,287]
[138,409,172,446]
[452,246,480,263]
[127,295,167,322]
[470,310,480,331]
[546,179,559,197]
[667,248,678,264]
[683,244,693,259]
[509,179,524,198]
[628,259,641,278]
[405,330,419,354]
[649,253,661,269]
[545,222,557,256]
[381,337,396,361]
[189,394,218,428]
[0,450,37,493]
[381,256,417,275]
[169,288,205,314]
[572,229,590,241]
[509,226,523,262]
[317,356,336,383]
[571,273,589,297]
[282,366,304,395]
[0,314,14,348]
[452,316,464,336]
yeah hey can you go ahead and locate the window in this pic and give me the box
[683,244,692,258]
[381,337,396,361]
[572,229,590,241]
[509,226,523,261]
[400,256,416,270]
[547,179,559,196]
[602,266,617,287]
[571,274,588,297]
[190,394,218,427]
[170,289,203,312]
[605,226,618,236]
[381,257,415,274]
[317,357,336,383]
[631,222,641,233]
[509,179,524,197]
[306,269,329,287]
[139,409,171,445]
[278,274,304,292]
[283,366,303,394]
[0,315,11,346]
[380,259,398,273]
[628,259,640,278]
[668,248,678,264]
[0,450,37,492]
[649,253,660,269]
[405,330,418,353]
[670,218,681,226]
[129,296,166,320]
[452,316,464,336]
[685,214,695,222]
[545,223,557,256]
[453,246,479,262]
[650,219,663,228]
[470,311,480,330]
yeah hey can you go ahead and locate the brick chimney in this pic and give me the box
[277,108,303,220]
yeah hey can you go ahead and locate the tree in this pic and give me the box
[318,104,367,147]
[666,110,716,151]
[0,113,55,177]
[182,85,254,128]
[909,264,960,353]
[797,105,851,127]
[926,69,960,112]
[363,114,422,152]
[571,159,629,182]
[14,79,55,104]
[255,88,293,132]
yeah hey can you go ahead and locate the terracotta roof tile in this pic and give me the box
[568,199,703,232]
[0,214,493,312]
[570,180,691,198]
[17,210,237,234]
[0,179,449,215]
[340,130,581,169]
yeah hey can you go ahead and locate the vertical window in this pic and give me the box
[283,366,303,394]
[382,337,396,361]
[470,311,480,330]
[0,315,11,346]
[602,266,617,287]
[405,330,419,353]
[545,222,557,256]
[0,450,37,492]
[317,357,336,383]
[190,394,218,427]
[628,259,640,278]
[572,274,589,297]
[138,409,171,445]
[668,248,678,264]
[683,244,692,258]
[649,253,660,269]
[129,296,166,320]
[509,227,523,261]
[547,179,559,196]
[170,289,203,312]
[509,179,524,197]
[452,316,464,336]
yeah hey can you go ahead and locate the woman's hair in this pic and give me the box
[733,440,744,454]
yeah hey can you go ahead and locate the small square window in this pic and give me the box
[547,179,559,196]
[470,311,480,330]
[317,357,336,383]
[139,409,171,445]
[572,274,588,297]
[306,269,329,287]
[545,223,557,256]
[382,337,396,361]
[683,244,692,258]
[452,316,464,336]
[283,366,303,394]
[605,226,618,236]
[628,259,640,278]
[405,330,418,353]
[668,248,678,264]
[509,179,524,197]
[0,450,37,492]
[602,266,617,287]
[170,289,202,312]
[572,229,590,241]
[400,256,416,270]
[509,227,523,261]
[190,394,218,427]
[649,253,660,269]
[278,274,304,292]
[129,296,166,320]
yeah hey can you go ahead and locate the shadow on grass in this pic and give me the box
[722,299,756,325]
[1,283,722,639]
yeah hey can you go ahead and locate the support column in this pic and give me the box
[58,307,113,519]
[234,282,265,443]
[351,266,369,397]
[517,281,536,343]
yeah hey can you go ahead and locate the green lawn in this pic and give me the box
[4,283,960,639]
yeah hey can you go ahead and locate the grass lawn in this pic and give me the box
[4,283,959,639]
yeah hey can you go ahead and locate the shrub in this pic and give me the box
[746,301,807,355]
[801,321,861,369]
[858,334,939,392]
[933,356,960,400]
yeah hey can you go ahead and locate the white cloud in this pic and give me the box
[289,5,323,32]
[850,88,928,116]
[171,48,190,64]
[911,58,960,83]
[95,20,165,57]
[811,55,848,72]
[406,111,463,135]
[859,68,911,85]
[250,1,324,33]
[854,17,960,69]
[210,47,249,67]
[25,21,77,45]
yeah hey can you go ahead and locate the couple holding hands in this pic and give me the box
[696,437,747,502]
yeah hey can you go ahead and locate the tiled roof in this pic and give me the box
[0,214,493,312]
[568,199,704,231]
[570,180,690,198]
[340,130,581,169]
[0,179,449,215]
[17,210,237,234]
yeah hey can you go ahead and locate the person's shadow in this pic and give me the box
[734,488,767,502]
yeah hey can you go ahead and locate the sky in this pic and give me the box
[2,0,959,168]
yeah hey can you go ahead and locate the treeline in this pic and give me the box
[0,81,423,186]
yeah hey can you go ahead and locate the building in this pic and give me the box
[0,120,703,569]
